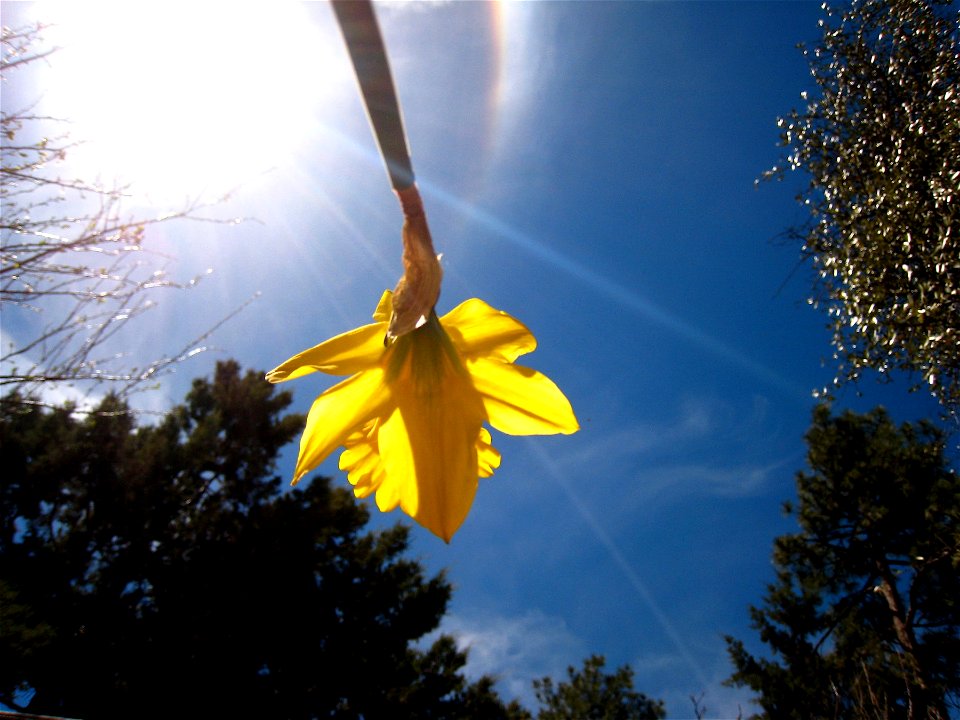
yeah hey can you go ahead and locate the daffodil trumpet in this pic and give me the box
[266,270,579,541]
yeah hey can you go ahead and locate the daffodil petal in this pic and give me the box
[292,369,391,485]
[477,427,501,478]
[372,290,394,323]
[342,420,497,492]
[269,290,394,384]
[379,402,480,542]
[468,357,579,436]
[339,423,384,499]
[441,298,537,362]
[368,409,405,514]
[266,322,387,383]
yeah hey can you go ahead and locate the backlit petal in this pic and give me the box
[468,357,579,436]
[372,290,394,323]
[339,421,384,499]
[266,322,386,382]
[373,409,416,514]
[441,298,536,362]
[292,368,391,485]
[379,405,480,542]
[477,427,501,478]
[342,420,498,496]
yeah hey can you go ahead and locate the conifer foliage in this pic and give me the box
[726,405,959,719]
[0,361,520,718]
[533,655,666,720]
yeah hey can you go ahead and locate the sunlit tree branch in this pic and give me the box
[764,0,959,416]
[1,22,248,409]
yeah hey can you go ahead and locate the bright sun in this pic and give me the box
[38,3,337,205]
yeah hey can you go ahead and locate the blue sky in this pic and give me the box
[2,1,950,716]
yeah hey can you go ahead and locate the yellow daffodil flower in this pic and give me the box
[266,290,578,541]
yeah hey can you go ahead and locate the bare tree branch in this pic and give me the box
[1,22,250,411]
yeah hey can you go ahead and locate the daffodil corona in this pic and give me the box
[266,291,578,541]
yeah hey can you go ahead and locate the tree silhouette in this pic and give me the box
[532,655,665,720]
[726,405,959,719]
[0,361,521,718]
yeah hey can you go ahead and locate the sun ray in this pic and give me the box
[415,180,811,401]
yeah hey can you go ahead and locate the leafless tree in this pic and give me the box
[2,22,248,409]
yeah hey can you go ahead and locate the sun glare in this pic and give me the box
[38,3,338,205]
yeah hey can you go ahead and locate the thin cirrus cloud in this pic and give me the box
[628,459,791,506]
[551,394,789,502]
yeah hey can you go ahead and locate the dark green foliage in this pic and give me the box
[532,655,665,720]
[768,0,960,412]
[726,405,959,719]
[0,360,514,718]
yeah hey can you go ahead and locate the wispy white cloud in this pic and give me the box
[553,393,792,513]
[427,610,586,708]
[632,649,688,676]
[562,394,751,460]
[429,608,756,719]
[625,458,790,508]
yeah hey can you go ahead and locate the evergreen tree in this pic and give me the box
[532,655,665,720]
[0,360,517,718]
[726,405,959,719]
[766,0,960,412]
